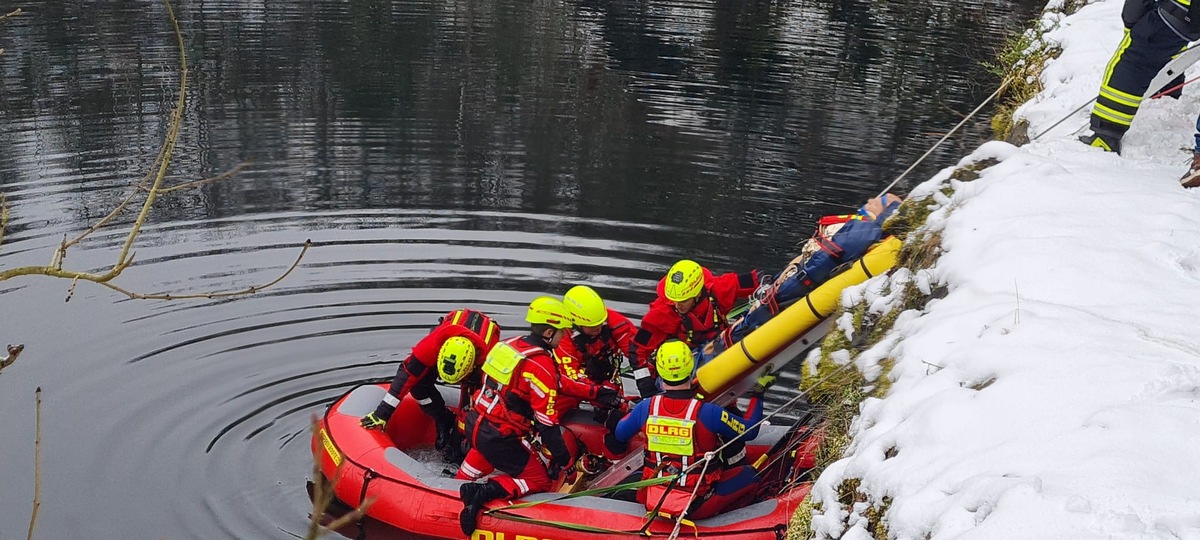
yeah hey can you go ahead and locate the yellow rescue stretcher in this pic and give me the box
[695,236,903,405]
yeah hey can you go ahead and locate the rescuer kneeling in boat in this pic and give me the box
[706,193,902,357]
[360,308,501,462]
[628,260,759,398]
[456,297,623,536]
[557,284,635,419]
[606,340,767,520]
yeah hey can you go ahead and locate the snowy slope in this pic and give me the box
[805,1,1200,538]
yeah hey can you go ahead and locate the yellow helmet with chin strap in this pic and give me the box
[525,296,574,330]
[563,285,608,327]
[655,340,695,384]
[663,260,705,302]
[436,336,477,384]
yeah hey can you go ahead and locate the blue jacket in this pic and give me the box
[614,391,762,445]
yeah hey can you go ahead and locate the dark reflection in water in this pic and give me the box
[0,0,1041,538]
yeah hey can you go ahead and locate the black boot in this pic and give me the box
[433,413,467,463]
[459,479,507,535]
[432,409,456,451]
[1079,128,1123,155]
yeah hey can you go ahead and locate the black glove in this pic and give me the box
[604,432,629,455]
[594,387,623,409]
[636,375,658,399]
[538,423,571,477]
[602,408,626,432]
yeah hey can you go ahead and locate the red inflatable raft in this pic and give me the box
[313,383,821,539]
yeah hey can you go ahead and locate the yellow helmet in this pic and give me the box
[525,296,574,330]
[663,260,705,302]
[436,336,477,384]
[655,340,695,384]
[563,285,608,327]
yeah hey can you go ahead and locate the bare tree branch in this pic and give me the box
[0,1,308,300]
[306,416,373,540]
[156,161,251,194]
[96,239,313,301]
[0,344,23,370]
[26,386,42,540]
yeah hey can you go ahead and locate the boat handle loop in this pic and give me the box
[355,469,378,540]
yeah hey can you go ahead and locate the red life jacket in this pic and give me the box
[640,395,721,516]
[471,336,557,436]
[441,308,502,353]
[678,290,727,346]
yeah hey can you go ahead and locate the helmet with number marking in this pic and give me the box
[525,296,574,330]
[436,336,477,384]
[663,260,704,302]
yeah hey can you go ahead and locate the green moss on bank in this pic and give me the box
[986,21,1063,143]
[788,155,1003,538]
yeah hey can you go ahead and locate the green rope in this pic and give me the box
[485,475,689,535]
[486,511,645,535]
[488,475,677,512]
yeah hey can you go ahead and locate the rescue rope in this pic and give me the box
[876,77,1013,198]
[645,351,880,533]
[1028,97,1096,141]
[487,476,685,536]
[487,475,676,512]
[493,285,903,534]
[1032,44,1200,142]
[1148,74,1200,100]
[666,451,714,540]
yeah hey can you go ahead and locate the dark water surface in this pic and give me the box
[0,0,1041,538]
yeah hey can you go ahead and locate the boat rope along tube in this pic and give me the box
[485,338,898,535]
[349,242,908,533]
[484,236,906,530]
[695,236,902,399]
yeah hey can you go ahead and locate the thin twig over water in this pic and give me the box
[26,387,42,540]
[306,416,373,540]
[0,0,308,301]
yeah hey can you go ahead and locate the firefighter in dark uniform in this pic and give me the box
[628,260,759,397]
[1081,0,1200,153]
[605,340,767,519]
[360,308,500,460]
[455,297,622,536]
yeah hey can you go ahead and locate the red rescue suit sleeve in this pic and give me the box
[517,353,566,426]
[706,271,758,315]
[606,309,637,358]
[555,334,586,373]
[628,298,681,370]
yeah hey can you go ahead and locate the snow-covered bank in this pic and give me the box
[803,1,1200,538]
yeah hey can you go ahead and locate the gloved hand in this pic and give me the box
[360,411,388,430]
[751,372,777,396]
[603,432,629,456]
[594,387,624,409]
[602,408,626,432]
[636,375,658,399]
[548,447,572,480]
